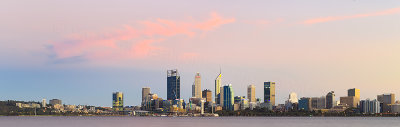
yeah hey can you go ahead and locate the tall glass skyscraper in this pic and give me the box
[223,84,234,111]
[167,69,180,100]
[215,72,222,104]
[112,92,123,111]
[264,82,275,106]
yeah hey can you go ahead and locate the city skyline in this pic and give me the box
[1,0,400,107]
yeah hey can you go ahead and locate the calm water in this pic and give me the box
[0,116,399,127]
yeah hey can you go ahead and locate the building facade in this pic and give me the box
[142,87,151,102]
[215,72,222,105]
[167,69,180,100]
[247,85,256,103]
[326,91,335,109]
[378,93,395,113]
[264,82,276,106]
[298,97,311,111]
[49,99,62,106]
[223,84,234,111]
[112,92,124,111]
[348,88,360,106]
[202,89,212,102]
[192,72,202,98]
[360,99,380,114]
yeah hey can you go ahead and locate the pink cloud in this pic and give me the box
[49,12,235,62]
[303,7,400,25]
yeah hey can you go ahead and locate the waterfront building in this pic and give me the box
[192,72,202,98]
[220,86,224,106]
[223,84,234,111]
[215,71,222,104]
[42,99,46,108]
[202,89,212,102]
[167,69,180,100]
[378,93,395,113]
[326,91,335,109]
[247,85,256,103]
[264,82,276,106]
[112,92,124,111]
[360,99,380,114]
[298,97,311,111]
[49,99,62,106]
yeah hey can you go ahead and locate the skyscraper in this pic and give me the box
[378,93,395,113]
[192,72,202,98]
[112,92,123,111]
[142,87,150,102]
[348,88,360,105]
[247,85,255,102]
[223,84,234,111]
[264,82,276,106]
[215,71,222,104]
[326,91,335,109]
[202,89,212,102]
[167,69,180,100]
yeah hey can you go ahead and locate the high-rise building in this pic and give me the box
[112,92,124,111]
[219,86,224,106]
[202,89,212,102]
[326,91,335,109]
[192,72,202,98]
[378,93,395,113]
[49,99,62,105]
[311,96,326,110]
[167,69,180,100]
[215,72,222,104]
[348,88,360,106]
[223,84,234,111]
[298,97,311,111]
[264,82,276,106]
[247,85,255,103]
[288,92,298,104]
[42,99,46,108]
[360,99,380,114]
[142,87,151,102]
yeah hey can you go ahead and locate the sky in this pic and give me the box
[1,0,400,107]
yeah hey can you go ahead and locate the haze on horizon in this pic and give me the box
[1,0,400,107]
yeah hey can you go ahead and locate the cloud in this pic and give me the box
[303,7,400,25]
[48,12,235,63]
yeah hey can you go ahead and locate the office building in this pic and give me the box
[340,96,357,108]
[49,99,62,106]
[326,91,335,109]
[298,97,311,111]
[192,72,202,98]
[215,71,222,104]
[311,96,326,110]
[378,93,395,113]
[348,88,360,106]
[247,85,256,102]
[223,84,234,111]
[264,82,276,106]
[360,99,380,114]
[202,89,212,102]
[142,87,151,102]
[112,92,124,111]
[167,69,180,100]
